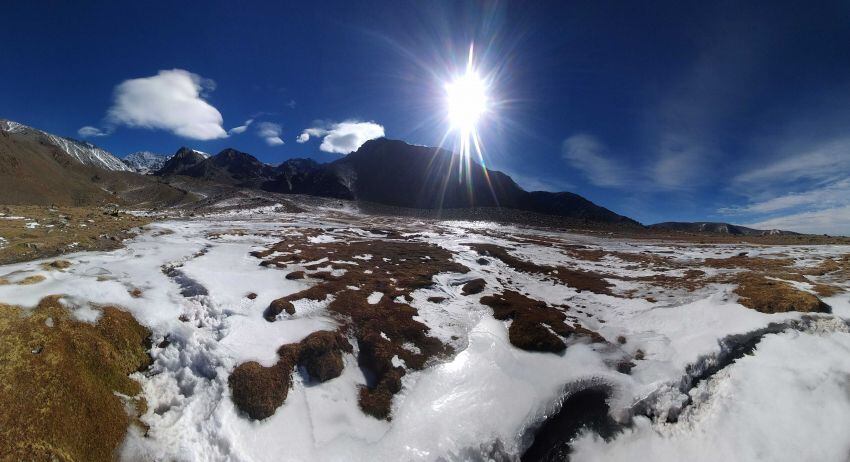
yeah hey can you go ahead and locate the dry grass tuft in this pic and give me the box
[465,243,614,295]
[733,274,831,314]
[229,330,352,420]
[480,290,604,352]
[0,296,151,461]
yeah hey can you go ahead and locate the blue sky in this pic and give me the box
[2,1,850,233]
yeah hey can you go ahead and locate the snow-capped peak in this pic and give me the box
[0,118,132,172]
[0,119,26,133]
[123,151,171,174]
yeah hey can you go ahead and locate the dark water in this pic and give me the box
[521,386,618,462]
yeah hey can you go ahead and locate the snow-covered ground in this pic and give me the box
[0,204,848,461]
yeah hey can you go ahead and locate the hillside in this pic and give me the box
[0,120,190,207]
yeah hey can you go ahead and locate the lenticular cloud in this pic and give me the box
[106,69,228,140]
[296,120,384,154]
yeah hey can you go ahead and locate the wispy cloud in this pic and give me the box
[721,178,850,215]
[103,69,227,140]
[296,120,384,154]
[256,122,284,146]
[228,118,254,135]
[562,134,628,187]
[745,205,850,236]
[731,138,850,187]
[719,136,850,235]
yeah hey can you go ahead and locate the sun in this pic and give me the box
[445,70,488,133]
[441,43,492,179]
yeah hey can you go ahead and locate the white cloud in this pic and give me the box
[105,69,227,140]
[296,128,324,144]
[256,122,284,146]
[745,205,850,236]
[721,178,850,215]
[296,120,384,154]
[731,138,850,187]
[562,134,627,187]
[77,126,108,138]
[228,118,254,135]
[649,134,711,190]
[719,137,850,235]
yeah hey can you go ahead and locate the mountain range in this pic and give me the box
[150,139,637,226]
[0,118,799,235]
[648,222,798,236]
[0,119,189,206]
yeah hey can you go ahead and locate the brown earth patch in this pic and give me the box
[0,205,150,265]
[461,278,487,295]
[0,273,47,286]
[465,243,613,295]
[704,255,794,271]
[0,296,151,461]
[627,269,708,292]
[242,230,470,419]
[480,290,603,353]
[285,270,305,280]
[733,273,831,314]
[229,330,352,420]
[42,259,72,270]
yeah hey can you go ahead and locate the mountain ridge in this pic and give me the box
[0,119,811,234]
[0,119,131,172]
[123,151,169,174]
[156,137,640,226]
[648,221,799,236]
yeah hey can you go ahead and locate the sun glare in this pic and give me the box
[440,43,494,191]
[445,70,488,133]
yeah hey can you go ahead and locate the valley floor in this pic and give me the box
[0,198,848,461]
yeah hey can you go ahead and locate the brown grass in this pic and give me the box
[466,243,614,295]
[229,330,352,420]
[0,296,151,461]
[733,274,831,314]
[238,230,470,420]
[461,278,486,295]
[480,290,604,353]
[0,205,149,265]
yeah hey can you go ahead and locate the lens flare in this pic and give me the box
[445,69,488,133]
[440,44,494,196]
